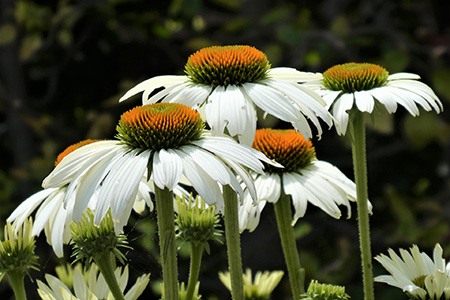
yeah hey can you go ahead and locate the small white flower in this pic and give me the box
[42,103,277,233]
[37,264,150,300]
[120,45,332,144]
[302,62,443,135]
[375,243,450,300]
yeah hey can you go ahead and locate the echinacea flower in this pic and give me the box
[7,140,154,258]
[242,128,369,229]
[120,45,332,144]
[301,62,443,135]
[375,244,450,299]
[37,264,150,300]
[42,103,276,229]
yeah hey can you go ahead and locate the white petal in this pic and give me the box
[7,188,58,231]
[388,72,421,80]
[332,93,354,135]
[95,150,149,225]
[33,191,64,236]
[354,90,375,113]
[241,82,301,123]
[153,149,183,190]
[205,86,251,140]
[50,207,68,258]
[168,84,211,108]
[268,67,323,82]
[179,153,224,210]
[283,173,308,223]
[119,75,187,102]
[254,173,281,203]
[381,86,420,116]
[369,88,398,113]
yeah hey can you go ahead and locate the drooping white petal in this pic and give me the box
[389,79,442,112]
[153,148,183,190]
[43,140,121,188]
[119,75,187,102]
[7,188,58,232]
[369,88,398,113]
[205,85,250,140]
[95,149,149,225]
[381,86,420,116]
[254,173,281,203]
[242,82,302,125]
[283,172,309,223]
[193,135,265,174]
[33,191,64,236]
[179,152,224,210]
[331,93,354,135]
[50,207,68,258]
[166,84,211,108]
[354,90,375,113]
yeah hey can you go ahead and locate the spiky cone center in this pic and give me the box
[185,45,271,87]
[175,195,222,245]
[116,103,204,151]
[252,129,316,173]
[322,62,389,93]
[70,210,129,263]
[0,219,39,276]
[55,139,98,166]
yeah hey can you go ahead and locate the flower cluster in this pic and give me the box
[3,43,444,300]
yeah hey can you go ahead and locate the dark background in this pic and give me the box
[0,0,449,299]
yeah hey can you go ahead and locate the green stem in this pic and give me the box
[185,242,203,300]
[223,185,244,300]
[154,186,178,300]
[7,271,27,300]
[349,112,374,300]
[273,189,305,299]
[95,253,125,300]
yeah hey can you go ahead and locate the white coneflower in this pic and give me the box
[120,45,332,144]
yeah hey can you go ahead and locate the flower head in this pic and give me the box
[120,45,332,144]
[37,264,150,300]
[70,210,130,264]
[375,243,450,299]
[219,268,284,300]
[175,194,223,253]
[7,139,153,258]
[43,103,277,232]
[240,129,371,231]
[0,218,39,281]
[302,62,443,135]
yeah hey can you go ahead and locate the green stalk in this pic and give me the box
[155,186,178,300]
[223,185,244,300]
[7,271,27,300]
[349,112,374,300]
[185,242,203,300]
[95,253,125,300]
[273,189,305,299]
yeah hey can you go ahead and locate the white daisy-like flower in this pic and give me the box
[119,45,332,145]
[375,244,450,300]
[239,128,372,231]
[7,140,154,258]
[37,264,150,300]
[42,103,277,231]
[301,62,443,135]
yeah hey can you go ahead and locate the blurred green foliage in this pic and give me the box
[0,0,449,299]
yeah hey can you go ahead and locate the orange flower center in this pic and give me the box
[322,62,388,93]
[116,103,204,150]
[252,129,316,173]
[185,45,270,87]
